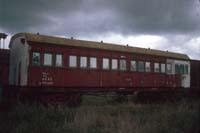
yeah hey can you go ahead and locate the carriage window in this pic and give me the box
[120,59,126,71]
[90,57,97,68]
[176,64,184,74]
[32,52,40,66]
[180,64,184,74]
[145,62,151,72]
[131,60,137,71]
[44,53,52,66]
[103,58,109,70]
[161,63,166,73]
[69,55,77,67]
[111,59,118,70]
[138,61,144,72]
[175,64,179,74]
[167,63,172,73]
[55,54,63,67]
[184,64,188,74]
[80,56,87,68]
[154,63,159,72]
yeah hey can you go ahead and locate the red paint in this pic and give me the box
[27,42,182,89]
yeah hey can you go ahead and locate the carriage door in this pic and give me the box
[17,62,21,85]
[175,62,190,88]
[181,64,190,88]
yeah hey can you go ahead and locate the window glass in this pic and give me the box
[175,64,179,74]
[69,55,77,67]
[179,64,184,74]
[161,63,166,73]
[90,57,97,68]
[80,56,87,68]
[138,61,144,72]
[44,53,52,66]
[120,59,126,71]
[145,62,151,72]
[111,59,118,70]
[167,63,172,73]
[55,54,63,67]
[175,64,184,74]
[32,52,40,66]
[154,63,159,72]
[130,60,137,71]
[184,64,188,74]
[103,58,109,70]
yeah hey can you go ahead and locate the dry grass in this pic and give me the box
[0,96,199,133]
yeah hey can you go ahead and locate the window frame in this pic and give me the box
[175,64,179,74]
[138,61,145,72]
[102,58,110,70]
[111,59,118,70]
[166,63,172,74]
[43,53,53,66]
[69,55,77,68]
[175,64,185,74]
[89,57,97,69]
[130,60,137,72]
[161,63,166,73]
[80,56,88,68]
[145,62,151,72]
[184,64,189,74]
[119,59,127,71]
[55,54,63,67]
[32,52,41,66]
[154,63,160,73]
[179,64,184,74]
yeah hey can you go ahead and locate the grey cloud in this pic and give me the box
[109,0,200,35]
[0,0,82,33]
[1,0,200,36]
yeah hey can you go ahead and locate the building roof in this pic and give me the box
[10,33,190,60]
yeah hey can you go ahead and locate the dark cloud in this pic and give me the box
[1,0,200,36]
[0,0,82,33]
[0,0,200,59]
[106,0,200,35]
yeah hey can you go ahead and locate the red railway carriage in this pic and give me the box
[8,33,191,91]
[0,49,9,85]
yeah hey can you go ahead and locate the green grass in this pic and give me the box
[0,96,199,133]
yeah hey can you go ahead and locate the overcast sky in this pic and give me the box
[0,0,200,59]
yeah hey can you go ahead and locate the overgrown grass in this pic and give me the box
[0,96,199,133]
